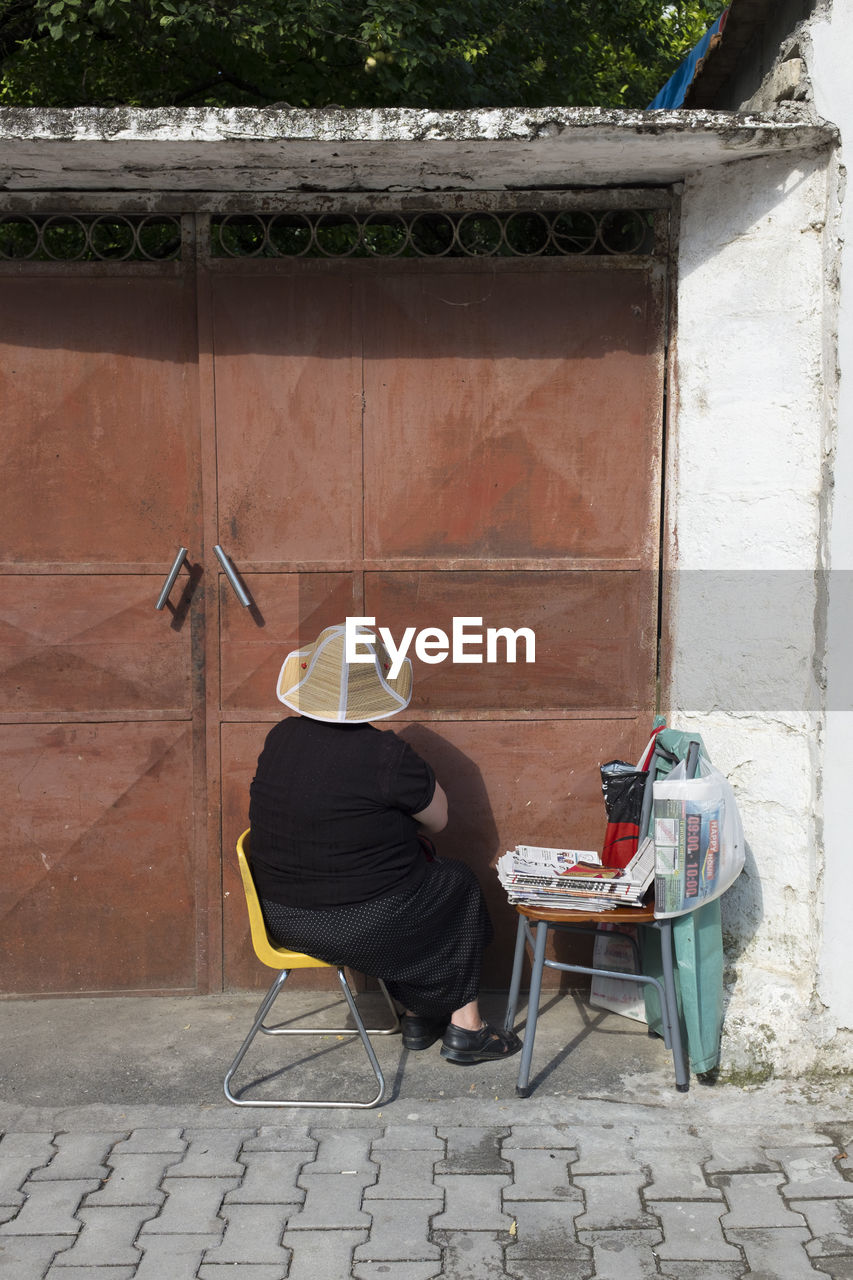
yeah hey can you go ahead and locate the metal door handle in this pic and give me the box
[155,547,188,609]
[213,545,251,607]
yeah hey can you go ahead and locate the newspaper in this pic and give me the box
[653,792,724,916]
[513,845,602,873]
[497,838,656,911]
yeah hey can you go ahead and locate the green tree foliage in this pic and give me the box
[0,0,726,109]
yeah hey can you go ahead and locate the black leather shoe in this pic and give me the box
[401,1014,448,1051]
[440,1022,522,1065]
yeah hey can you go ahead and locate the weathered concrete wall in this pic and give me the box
[808,0,853,1055]
[0,106,834,195]
[669,150,833,1077]
[722,0,815,111]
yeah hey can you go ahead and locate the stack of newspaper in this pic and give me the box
[496,838,656,912]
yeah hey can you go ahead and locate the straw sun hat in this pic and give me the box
[276,623,413,723]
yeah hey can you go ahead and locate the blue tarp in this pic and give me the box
[647,9,729,109]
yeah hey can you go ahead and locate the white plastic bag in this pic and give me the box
[589,925,647,1024]
[652,757,745,918]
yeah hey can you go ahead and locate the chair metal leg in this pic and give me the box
[223,968,395,1109]
[260,977,400,1037]
[516,921,548,1098]
[637,926,672,1052]
[372,979,402,1034]
[335,969,386,1106]
[504,914,691,1098]
[504,914,528,1034]
[224,968,290,1106]
[658,919,690,1092]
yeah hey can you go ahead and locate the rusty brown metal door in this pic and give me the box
[0,274,205,994]
[0,233,666,997]
[212,257,665,988]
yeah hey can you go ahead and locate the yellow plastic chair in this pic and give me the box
[224,829,400,1109]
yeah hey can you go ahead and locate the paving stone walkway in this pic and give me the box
[2,1114,853,1279]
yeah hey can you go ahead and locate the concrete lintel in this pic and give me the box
[0,106,837,195]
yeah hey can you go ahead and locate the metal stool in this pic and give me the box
[504,900,689,1096]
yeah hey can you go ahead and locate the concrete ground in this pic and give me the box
[1,985,852,1278]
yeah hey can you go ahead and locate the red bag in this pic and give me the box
[600,761,649,869]
[602,820,642,868]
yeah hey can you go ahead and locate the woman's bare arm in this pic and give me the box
[413,781,448,834]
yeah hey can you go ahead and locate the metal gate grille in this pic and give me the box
[0,195,671,265]
[0,214,183,261]
[210,208,660,259]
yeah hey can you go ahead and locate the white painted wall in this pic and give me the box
[807,0,853,1049]
[670,149,834,1073]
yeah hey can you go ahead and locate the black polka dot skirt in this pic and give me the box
[260,857,494,1018]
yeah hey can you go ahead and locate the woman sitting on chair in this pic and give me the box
[248,622,520,1066]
